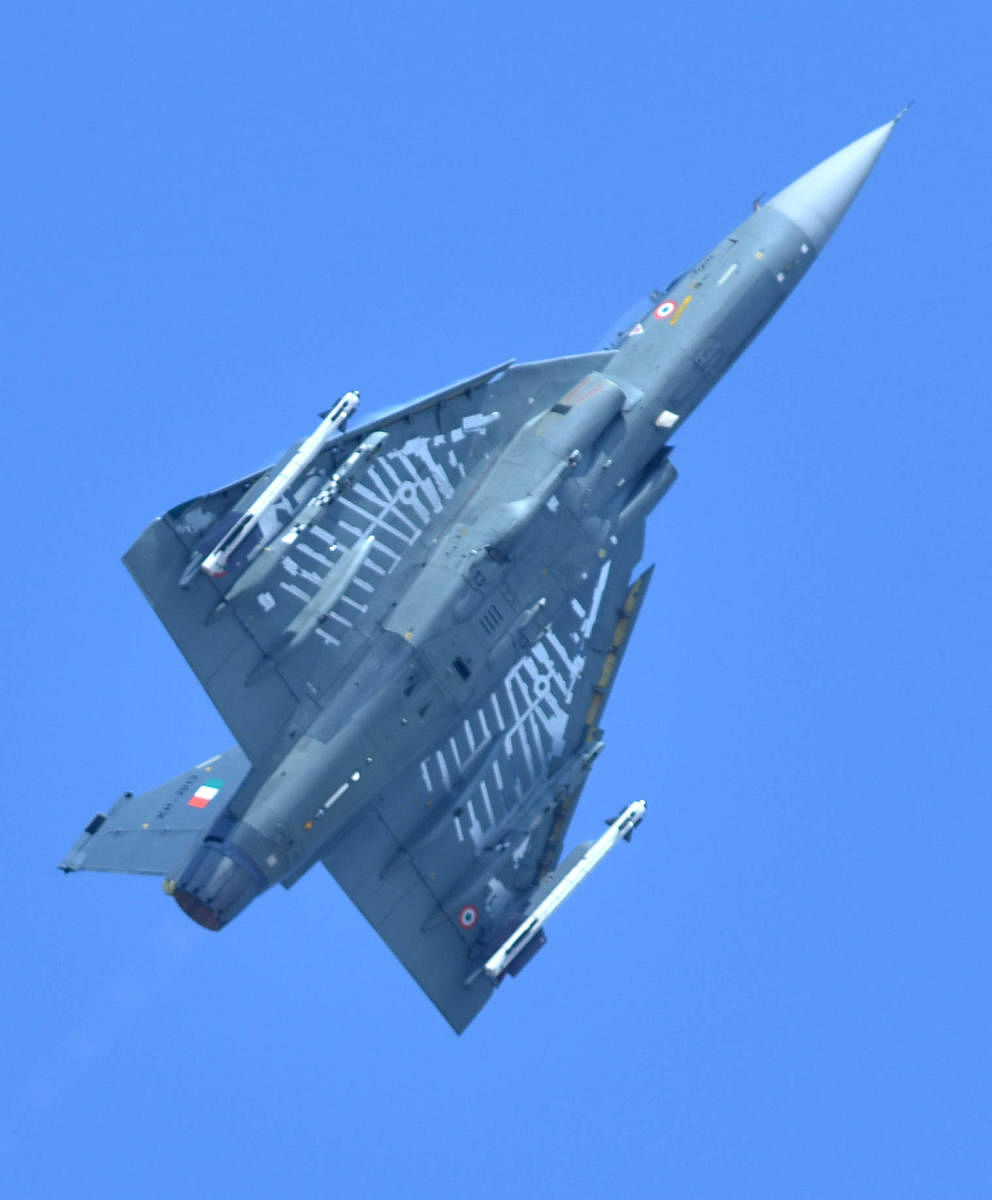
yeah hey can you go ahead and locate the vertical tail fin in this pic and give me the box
[60,746,252,877]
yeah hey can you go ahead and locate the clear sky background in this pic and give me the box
[2,3,989,1197]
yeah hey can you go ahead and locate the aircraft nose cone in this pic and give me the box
[767,120,896,250]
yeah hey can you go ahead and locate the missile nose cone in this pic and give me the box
[767,119,897,250]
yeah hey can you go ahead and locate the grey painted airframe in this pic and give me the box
[62,118,901,1032]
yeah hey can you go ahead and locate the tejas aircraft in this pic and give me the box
[62,117,901,1032]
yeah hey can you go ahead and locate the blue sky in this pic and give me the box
[2,3,989,1197]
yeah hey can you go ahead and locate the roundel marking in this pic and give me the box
[458,904,479,930]
[653,299,677,321]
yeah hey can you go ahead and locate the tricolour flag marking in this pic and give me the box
[188,779,224,809]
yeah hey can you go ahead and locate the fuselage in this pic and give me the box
[173,201,817,931]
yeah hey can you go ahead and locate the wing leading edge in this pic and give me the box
[124,353,617,765]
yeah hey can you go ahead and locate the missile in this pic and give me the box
[205,429,388,620]
[476,798,646,983]
[281,430,388,547]
[199,390,359,578]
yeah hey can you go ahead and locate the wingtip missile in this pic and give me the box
[198,390,359,578]
[476,799,647,984]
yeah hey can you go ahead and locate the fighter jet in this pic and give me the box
[62,117,901,1032]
